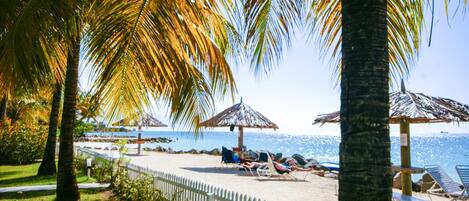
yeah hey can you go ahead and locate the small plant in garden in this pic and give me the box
[0,123,47,164]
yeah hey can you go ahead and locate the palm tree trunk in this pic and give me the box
[339,0,392,201]
[37,83,62,176]
[0,94,8,121]
[57,35,80,200]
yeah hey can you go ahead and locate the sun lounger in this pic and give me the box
[240,162,267,176]
[221,147,240,167]
[257,153,297,179]
[292,154,319,168]
[320,162,340,172]
[456,165,469,200]
[424,165,465,200]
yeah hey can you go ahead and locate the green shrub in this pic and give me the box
[111,167,166,201]
[74,120,94,138]
[0,123,47,165]
[92,157,113,183]
[75,155,114,183]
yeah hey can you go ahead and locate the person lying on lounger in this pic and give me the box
[274,159,314,172]
[241,161,266,169]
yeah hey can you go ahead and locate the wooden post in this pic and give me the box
[137,132,142,156]
[238,126,244,149]
[400,118,412,196]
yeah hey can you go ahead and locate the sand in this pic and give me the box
[77,143,451,201]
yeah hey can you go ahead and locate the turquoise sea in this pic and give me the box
[88,131,469,181]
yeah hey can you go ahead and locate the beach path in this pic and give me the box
[91,150,450,201]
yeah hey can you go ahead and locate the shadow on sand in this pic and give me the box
[181,167,246,175]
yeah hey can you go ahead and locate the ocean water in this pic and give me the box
[87,131,469,181]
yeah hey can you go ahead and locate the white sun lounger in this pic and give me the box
[425,165,465,201]
[456,165,469,200]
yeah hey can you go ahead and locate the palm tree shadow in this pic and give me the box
[181,167,242,175]
[255,177,309,182]
[0,175,55,186]
[0,190,56,199]
[0,170,21,178]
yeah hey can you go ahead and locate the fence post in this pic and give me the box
[207,192,215,201]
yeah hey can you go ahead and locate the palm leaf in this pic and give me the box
[84,0,238,129]
[242,0,304,76]
[307,0,424,84]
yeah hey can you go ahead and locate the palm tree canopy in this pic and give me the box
[112,113,167,127]
[200,101,278,129]
[313,91,469,125]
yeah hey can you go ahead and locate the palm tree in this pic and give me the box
[238,0,422,200]
[57,18,81,199]
[2,1,239,200]
[77,90,101,125]
[37,83,62,176]
[338,1,391,200]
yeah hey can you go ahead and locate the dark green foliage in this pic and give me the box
[111,168,166,201]
[74,120,94,138]
[75,155,113,183]
[0,123,47,165]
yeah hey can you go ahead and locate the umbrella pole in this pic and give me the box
[400,118,412,196]
[137,125,142,156]
[238,126,244,149]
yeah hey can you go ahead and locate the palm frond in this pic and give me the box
[307,0,424,84]
[0,0,68,92]
[242,0,304,76]
[84,0,238,129]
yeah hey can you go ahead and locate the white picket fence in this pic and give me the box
[76,148,265,201]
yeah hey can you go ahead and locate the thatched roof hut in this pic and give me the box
[313,91,469,125]
[200,101,278,129]
[200,100,278,148]
[312,81,469,196]
[113,113,167,128]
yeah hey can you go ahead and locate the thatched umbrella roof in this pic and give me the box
[313,91,469,125]
[113,113,167,128]
[200,100,278,148]
[199,101,278,129]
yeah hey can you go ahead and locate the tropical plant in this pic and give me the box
[74,120,94,138]
[77,90,101,124]
[238,0,467,200]
[0,122,48,165]
[2,1,239,200]
[6,85,53,124]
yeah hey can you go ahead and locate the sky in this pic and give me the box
[81,2,469,136]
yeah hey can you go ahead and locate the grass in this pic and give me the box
[0,189,112,201]
[0,162,96,187]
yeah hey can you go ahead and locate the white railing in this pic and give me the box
[76,147,265,201]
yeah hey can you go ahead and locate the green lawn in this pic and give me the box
[0,189,112,201]
[0,162,96,187]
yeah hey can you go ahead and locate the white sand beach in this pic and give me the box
[77,143,451,201]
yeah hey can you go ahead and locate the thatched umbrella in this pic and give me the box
[113,113,167,155]
[313,80,469,196]
[200,99,278,149]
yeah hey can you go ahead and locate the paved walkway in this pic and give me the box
[0,183,109,193]
[91,150,447,201]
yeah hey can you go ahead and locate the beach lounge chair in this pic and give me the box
[240,162,267,176]
[292,154,319,168]
[257,153,296,179]
[456,165,469,200]
[319,162,340,172]
[221,147,240,167]
[425,165,465,200]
